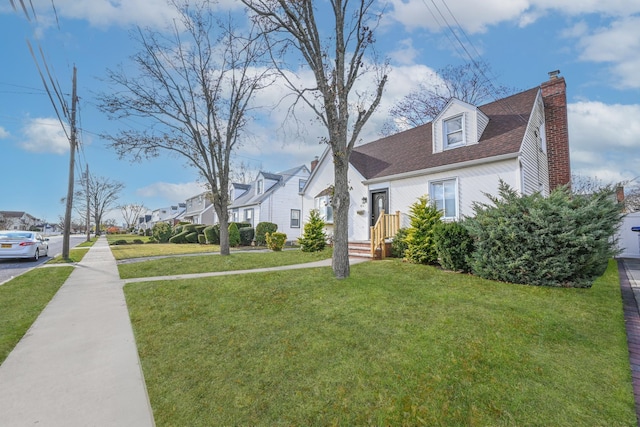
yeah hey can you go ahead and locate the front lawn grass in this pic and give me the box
[46,247,90,264]
[118,249,333,279]
[0,267,74,364]
[110,242,222,260]
[124,259,635,426]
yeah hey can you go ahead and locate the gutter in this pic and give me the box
[362,152,519,185]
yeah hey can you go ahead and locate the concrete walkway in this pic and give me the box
[0,236,155,427]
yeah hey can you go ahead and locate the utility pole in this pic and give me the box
[62,65,77,259]
[85,164,90,242]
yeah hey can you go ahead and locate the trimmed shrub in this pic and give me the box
[228,223,241,247]
[195,224,207,234]
[465,181,622,287]
[145,228,152,237]
[204,225,220,244]
[174,225,183,235]
[111,239,128,246]
[198,234,206,244]
[390,228,409,258]
[433,221,473,272]
[152,222,172,243]
[404,195,442,265]
[183,224,197,233]
[185,232,199,243]
[169,231,189,244]
[266,232,287,251]
[298,209,326,252]
[132,239,144,245]
[255,222,278,246]
[239,227,255,246]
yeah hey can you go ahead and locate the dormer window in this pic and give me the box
[257,179,264,194]
[444,115,464,148]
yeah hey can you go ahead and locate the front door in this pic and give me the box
[370,189,389,227]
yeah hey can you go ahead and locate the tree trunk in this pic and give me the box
[332,152,350,279]
[218,210,230,256]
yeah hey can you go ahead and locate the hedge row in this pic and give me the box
[394,181,622,288]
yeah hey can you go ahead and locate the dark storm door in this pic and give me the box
[370,189,389,227]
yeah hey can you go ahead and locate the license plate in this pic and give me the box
[1,244,11,248]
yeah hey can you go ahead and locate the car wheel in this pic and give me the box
[33,249,39,261]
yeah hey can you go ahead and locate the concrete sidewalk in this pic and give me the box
[0,236,155,427]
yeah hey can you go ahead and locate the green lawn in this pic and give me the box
[124,259,635,426]
[46,247,90,264]
[118,249,333,279]
[0,267,74,364]
[110,242,223,260]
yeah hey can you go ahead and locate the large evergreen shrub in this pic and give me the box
[465,181,622,287]
[433,221,473,272]
[298,209,326,252]
[152,222,172,243]
[405,196,442,264]
[255,222,277,246]
[204,224,220,244]
[228,223,241,247]
[239,227,255,246]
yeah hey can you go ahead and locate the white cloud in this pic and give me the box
[386,0,640,33]
[0,126,9,139]
[19,117,68,154]
[568,101,640,183]
[30,0,242,30]
[386,0,530,34]
[389,38,420,65]
[570,16,640,89]
[136,181,206,202]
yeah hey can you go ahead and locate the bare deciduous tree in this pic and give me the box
[73,175,124,236]
[383,62,515,135]
[119,203,147,231]
[98,1,270,255]
[243,0,388,278]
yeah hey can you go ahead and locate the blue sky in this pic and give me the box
[1,0,639,225]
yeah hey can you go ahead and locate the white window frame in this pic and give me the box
[290,209,300,228]
[314,195,333,224]
[429,178,458,220]
[443,114,465,149]
[257,179,264,195]
[244,208,253,226]
[299,179,307,192]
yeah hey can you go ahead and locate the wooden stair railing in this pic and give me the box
[370,210,401,259]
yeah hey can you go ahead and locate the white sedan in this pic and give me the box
[0,230,49,261]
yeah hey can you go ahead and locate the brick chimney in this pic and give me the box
[310,156,319,172]
[541,70,571,190]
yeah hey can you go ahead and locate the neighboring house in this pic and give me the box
[228,165,311,240]
[183,192,217,225]
[137,213,153,232]
[149,204,186,228]
[0,211,39,230]
[301,72,571,252]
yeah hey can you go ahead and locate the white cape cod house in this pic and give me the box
[229,165,310,240]
[301,72,571,257]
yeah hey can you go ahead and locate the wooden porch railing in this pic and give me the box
[370,210,401,259]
